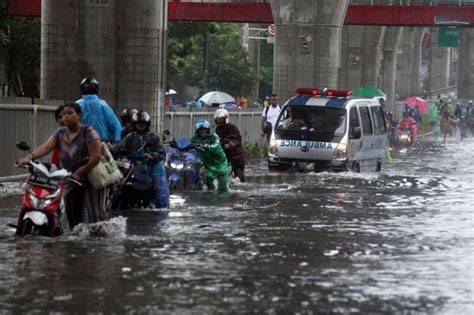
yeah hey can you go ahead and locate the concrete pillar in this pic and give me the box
[396,27,424,99]
[381,27,403,113]
[360,26,385,88]
[458,28,474,100]
[116,0,167,130]
[271,0,349,102]
[340,26,385,91]
[429,28,451,93]
[41,0,167,130]
[41,0,82,102]
[340,26,364,91]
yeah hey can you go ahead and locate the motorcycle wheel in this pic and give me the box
[18,219,33,236]
[18,219,47,236]
[350,162,360,173]
[169,181,177,190]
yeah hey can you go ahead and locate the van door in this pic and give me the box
[369,105,388,160]
[358,105,375,170]
[347,106,362,163]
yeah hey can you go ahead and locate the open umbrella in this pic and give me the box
[352,86,386,99]
[199,91,235,106]
[165,89,177,95]
[404,96,428,113]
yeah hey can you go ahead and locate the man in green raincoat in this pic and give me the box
[192,119,229,192]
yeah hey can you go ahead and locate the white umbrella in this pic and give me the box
[166,89,177,95]
[199,91,235,106]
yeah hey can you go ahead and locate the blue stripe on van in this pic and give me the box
[325,98,348,108]
[287,95,312,106]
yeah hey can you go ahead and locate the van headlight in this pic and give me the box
[268,135,278,156]
[332,143,347,161]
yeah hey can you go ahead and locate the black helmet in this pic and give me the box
[131,110,151,127]
[120,108,138,125]
[80,78,99,95]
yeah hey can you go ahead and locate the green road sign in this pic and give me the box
[438,26,461,48]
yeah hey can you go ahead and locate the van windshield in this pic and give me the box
[275,105,346,141]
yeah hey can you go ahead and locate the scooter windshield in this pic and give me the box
[275,105,346,142]
[176,138,192,150]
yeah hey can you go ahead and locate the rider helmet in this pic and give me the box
[121,108,138,125]
[80,77,99,95]
[131,110,151,127]
[214,108,229,124]
[195,119,211,131]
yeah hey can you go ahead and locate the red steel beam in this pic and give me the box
[9,1,474,26]
[168,2,274,23]
[10,0,40,17]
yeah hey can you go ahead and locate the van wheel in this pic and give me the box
[268,161,291,172]
[375,161,382,172]
[351,162,360,173]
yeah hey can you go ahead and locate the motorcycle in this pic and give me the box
[165,138,202,190]
[108,155,154,210]
[397,128,413,146]
[13,142,72,236]
[110,138,163,210]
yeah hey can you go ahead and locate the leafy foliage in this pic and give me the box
[0,0,40,97]
[244,141,267,159]
[168,22,259,97]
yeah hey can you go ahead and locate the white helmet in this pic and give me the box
[214,108,229,124]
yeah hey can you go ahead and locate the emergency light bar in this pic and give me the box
[295,88,318,96]
[295,87,352,97]
[326,89,352,97]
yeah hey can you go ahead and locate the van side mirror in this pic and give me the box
[350,126,361,139]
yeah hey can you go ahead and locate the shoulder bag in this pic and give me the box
[87,134,123,189]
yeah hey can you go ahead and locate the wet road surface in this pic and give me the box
[0,137,473,314]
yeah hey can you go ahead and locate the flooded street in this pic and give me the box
[0,137,473,314]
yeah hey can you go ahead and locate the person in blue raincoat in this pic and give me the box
[191,119,229,192]
[76,78,122,143]
[113,111,170,208]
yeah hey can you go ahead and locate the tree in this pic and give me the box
[0,0,40,98]
[170,22,258,97]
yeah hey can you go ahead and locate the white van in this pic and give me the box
[268,88,388,172]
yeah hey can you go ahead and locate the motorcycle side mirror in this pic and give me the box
[16,141,31,151]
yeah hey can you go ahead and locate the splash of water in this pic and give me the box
[71,216,127,239]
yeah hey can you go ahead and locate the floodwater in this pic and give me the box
[0,137,473,314]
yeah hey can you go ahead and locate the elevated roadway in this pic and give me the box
[10,1,474,26]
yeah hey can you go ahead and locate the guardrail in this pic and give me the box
[0,104,264,179]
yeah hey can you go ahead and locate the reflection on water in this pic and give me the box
[0,137,473,314]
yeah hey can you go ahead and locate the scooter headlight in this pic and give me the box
[28,189,60,210]
[170,162,184,170]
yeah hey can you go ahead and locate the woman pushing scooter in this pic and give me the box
[19,102,105,230]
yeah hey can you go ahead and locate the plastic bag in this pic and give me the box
[87,143,123,189]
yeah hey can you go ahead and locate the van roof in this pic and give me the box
[285,95,349,109]
[285,95,379,109]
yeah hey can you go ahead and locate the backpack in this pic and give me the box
[263,106,272,134]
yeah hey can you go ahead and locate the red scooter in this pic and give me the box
[13,142,73,236]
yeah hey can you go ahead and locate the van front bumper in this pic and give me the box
[268,156,349,171]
